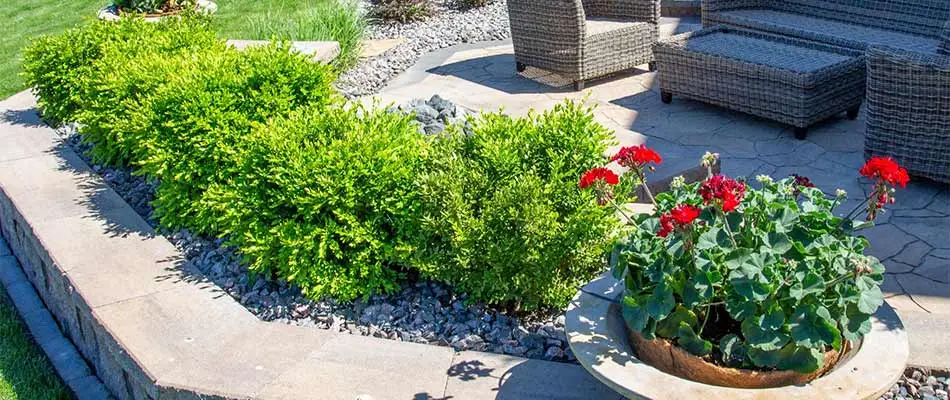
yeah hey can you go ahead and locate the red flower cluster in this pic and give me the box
[579,167,619,189]
[860,157,910,188]
[699,175,746,213]
[658,204,702,237]
[610,145,662,170]
[860,157,909,221]
[579,167,620,205]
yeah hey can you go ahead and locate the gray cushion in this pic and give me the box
[765,0,949,38]
[707,9,940,54]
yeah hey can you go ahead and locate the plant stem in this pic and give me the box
[638,171,657,206]
[718,209,739,248]
[699,304,711,335]
[606,197,637,226]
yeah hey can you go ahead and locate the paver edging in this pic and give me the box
[0,90,621,400]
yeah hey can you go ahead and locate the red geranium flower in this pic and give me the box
[658,214,675,237]
[610,145,662,170]
[860,157,910,188]
[657,204,702,237]
[579,167,619,189]
[699,175,746,213]
[670,204,702,225]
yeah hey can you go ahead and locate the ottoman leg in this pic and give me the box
[516,62,526,73]
[574,80,585,91]
[661,90,672,104]
[847,105,860,120]
[794,127,808,140]
[648,61,657,72]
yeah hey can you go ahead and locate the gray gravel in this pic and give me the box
[56,94,574,363]
[337,0,510,98]
[883,368,950,400]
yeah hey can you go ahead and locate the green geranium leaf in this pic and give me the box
[731,274,772,301]
[857,285,884,314]
[762,301,785,330]
[726,295,757,321]
[840,305,872,341]
[656,305,698,338]
[609,246,624,280]
[646,283,676,320]
[789,305,840,349]
[622,300,650,333]
[720,334,746,365]
[776,208,800,232]
[767,232,793,254]
[790,272,825,300]
[696,228,721,251]
[776,343,824,373]
[742,314,790,351]
[677,322,713,356]
[724,248,752,270]
[747,347,782,367]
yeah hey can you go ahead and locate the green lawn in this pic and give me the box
[0,286,70,400]
[1,0,365,99]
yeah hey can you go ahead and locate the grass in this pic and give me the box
[0,286,70,400]
[0,0,367,99]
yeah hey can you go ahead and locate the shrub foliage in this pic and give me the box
[23,18,625,308]
[412,102,623,310]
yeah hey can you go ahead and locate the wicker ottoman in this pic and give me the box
[654,26,866,139]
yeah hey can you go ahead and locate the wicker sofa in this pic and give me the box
[865,46,950,183]
[703,0,950,183]
[701,0,949,54]
[507,0,661,90]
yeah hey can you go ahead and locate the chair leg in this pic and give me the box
[516,62,526,73]
[648,61,657,72]
[847,105,860,120]
[794,127,808,140]
[574,80,585,91]
[660,90,672,104]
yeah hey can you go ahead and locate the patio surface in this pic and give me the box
[369,18,950,368]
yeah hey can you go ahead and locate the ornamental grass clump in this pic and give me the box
[583,151,907,374]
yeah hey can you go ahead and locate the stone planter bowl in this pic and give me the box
[565,274,909,399]
[98,0,217,22]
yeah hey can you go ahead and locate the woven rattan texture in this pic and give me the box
[865,46,950,183]
[655,27,865,128]
[507,0,660,83]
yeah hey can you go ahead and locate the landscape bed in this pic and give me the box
[23,14,624,363]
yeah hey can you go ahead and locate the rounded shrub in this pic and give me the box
[209,104,429,300]
[411,101,626,310]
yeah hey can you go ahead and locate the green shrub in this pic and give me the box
[90,43,337,235]
[209,104,428,300]
[22,15,217,126]
[372,0,432,23]
[411,101,624,310]
[246,0,367,69]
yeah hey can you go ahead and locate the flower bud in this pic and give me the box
[670,175,686,189]
[701,152,720,168]
[755,175,773,184]
[835,189,847,198]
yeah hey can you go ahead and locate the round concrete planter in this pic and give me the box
[97,0,217,22]
[565,273,909,399]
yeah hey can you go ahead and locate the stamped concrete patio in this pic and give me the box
[369,20,950,369]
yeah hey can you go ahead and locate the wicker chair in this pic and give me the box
[507,0,660,90]
[865,44,950,183]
